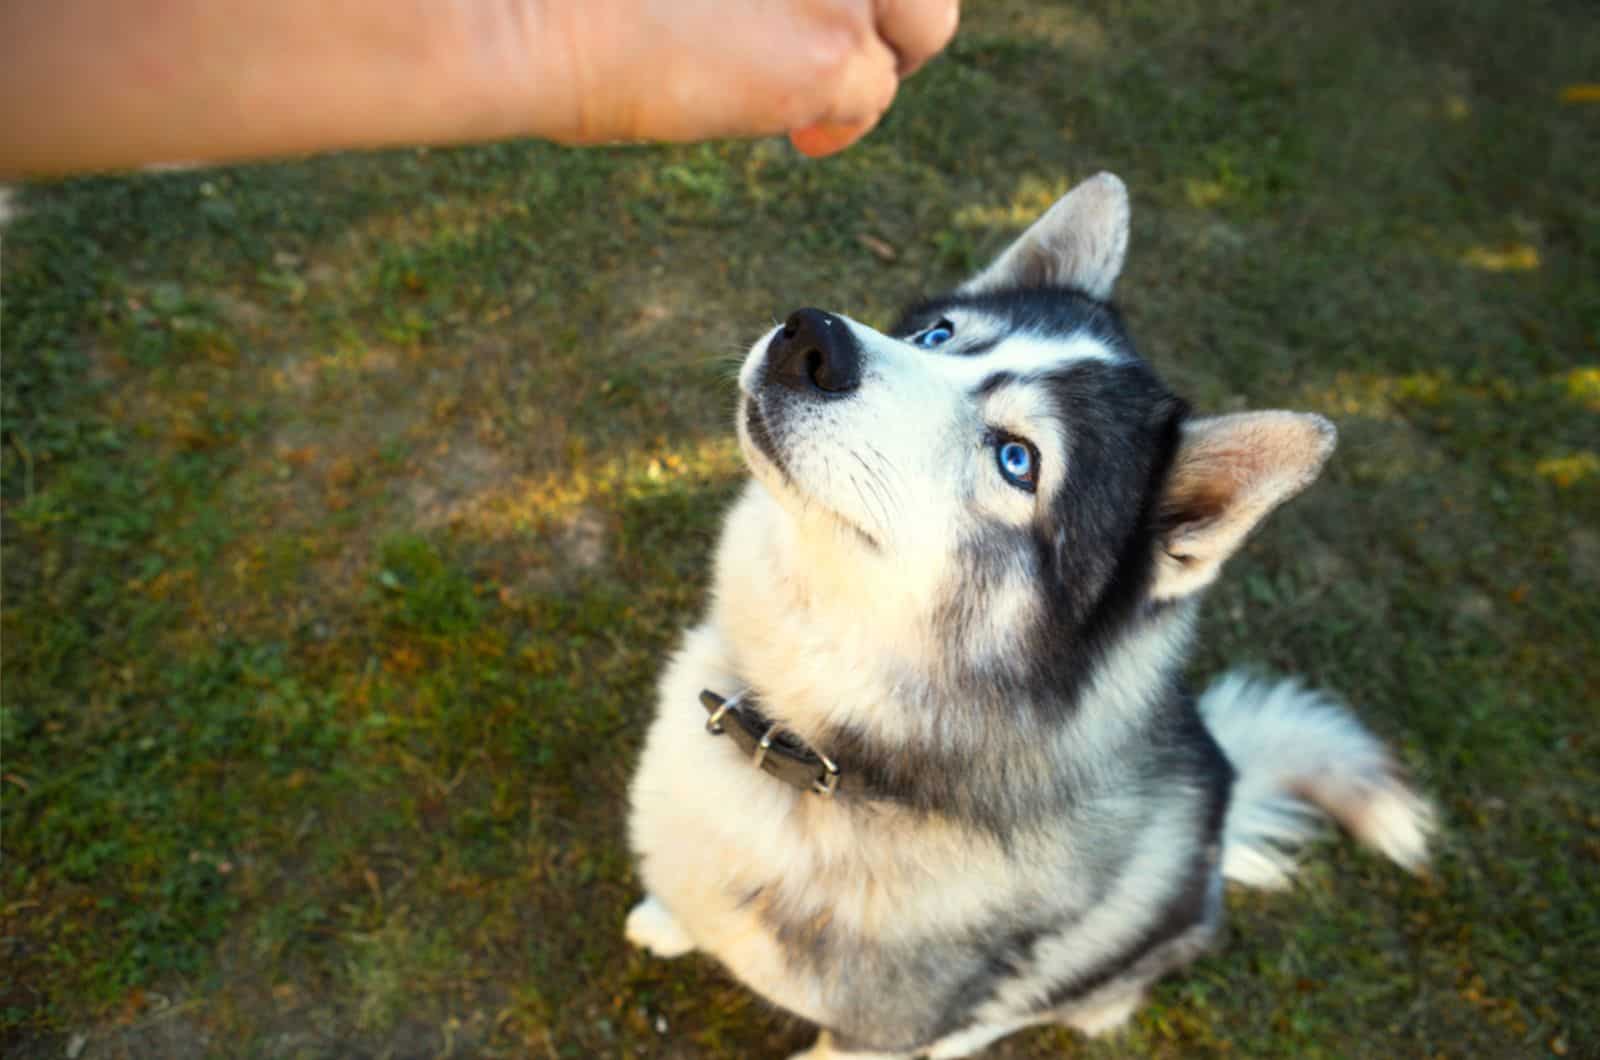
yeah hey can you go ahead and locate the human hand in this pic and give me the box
[527,0,960,157]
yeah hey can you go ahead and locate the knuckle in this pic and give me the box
[803,23,864,80]
[934,0,960,48]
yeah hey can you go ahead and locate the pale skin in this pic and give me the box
[0,0,959,177]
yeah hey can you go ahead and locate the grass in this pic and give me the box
[3,0,1596,1056]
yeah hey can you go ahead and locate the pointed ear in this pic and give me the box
[1151,412,1337,601]
[961,172,1130,299]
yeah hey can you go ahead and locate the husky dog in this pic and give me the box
[625,173,1433,1059]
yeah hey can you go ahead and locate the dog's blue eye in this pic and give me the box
[914,321,954,348]
[996,440,1038,491]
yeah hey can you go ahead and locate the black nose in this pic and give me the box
[766,308,862,396]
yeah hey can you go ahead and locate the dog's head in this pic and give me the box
[734,173,1334,681]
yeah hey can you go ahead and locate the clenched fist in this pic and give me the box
[530,0,959,156]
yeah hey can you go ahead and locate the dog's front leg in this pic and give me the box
[787,1030,911,1060]
[624,894,696,958]
[1059,989,1142,1037]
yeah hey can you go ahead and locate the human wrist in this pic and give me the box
[430,0,531,144]
[441,0,594,147]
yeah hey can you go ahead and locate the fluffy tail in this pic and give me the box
[1199,671,1435,889]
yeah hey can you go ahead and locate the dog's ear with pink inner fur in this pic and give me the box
[1152,412,1337,600]
[961,172,1130,299]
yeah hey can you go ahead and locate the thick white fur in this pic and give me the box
[628,508,1058,1026]
[1200,671,1435,888]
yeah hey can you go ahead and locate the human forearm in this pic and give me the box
[0,0,543,175]
[0,0,959,177]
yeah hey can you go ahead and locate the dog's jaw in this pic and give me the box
[738,396,790,484]
[736,392,883,553]
[735,328,800,501]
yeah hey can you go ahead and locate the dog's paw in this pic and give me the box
[625,895,695,958]
[1064,992,1141,1038]
[786,1032,907,1060]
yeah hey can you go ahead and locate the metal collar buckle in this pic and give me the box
[704,690,742,735]
[753,722,841,796]
[752,722,779,769]
[812,752,840,796]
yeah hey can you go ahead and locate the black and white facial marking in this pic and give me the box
[733,174,1163,653]
[735,284,1188,703]
[894,287,1188,620]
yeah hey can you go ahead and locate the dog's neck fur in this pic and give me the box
[707,480,1202,832]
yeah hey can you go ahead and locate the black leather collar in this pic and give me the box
[700,689,842,796]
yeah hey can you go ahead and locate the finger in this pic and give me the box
[875,0,959,76]
[786,23,897,154]
[788,119,875,157]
